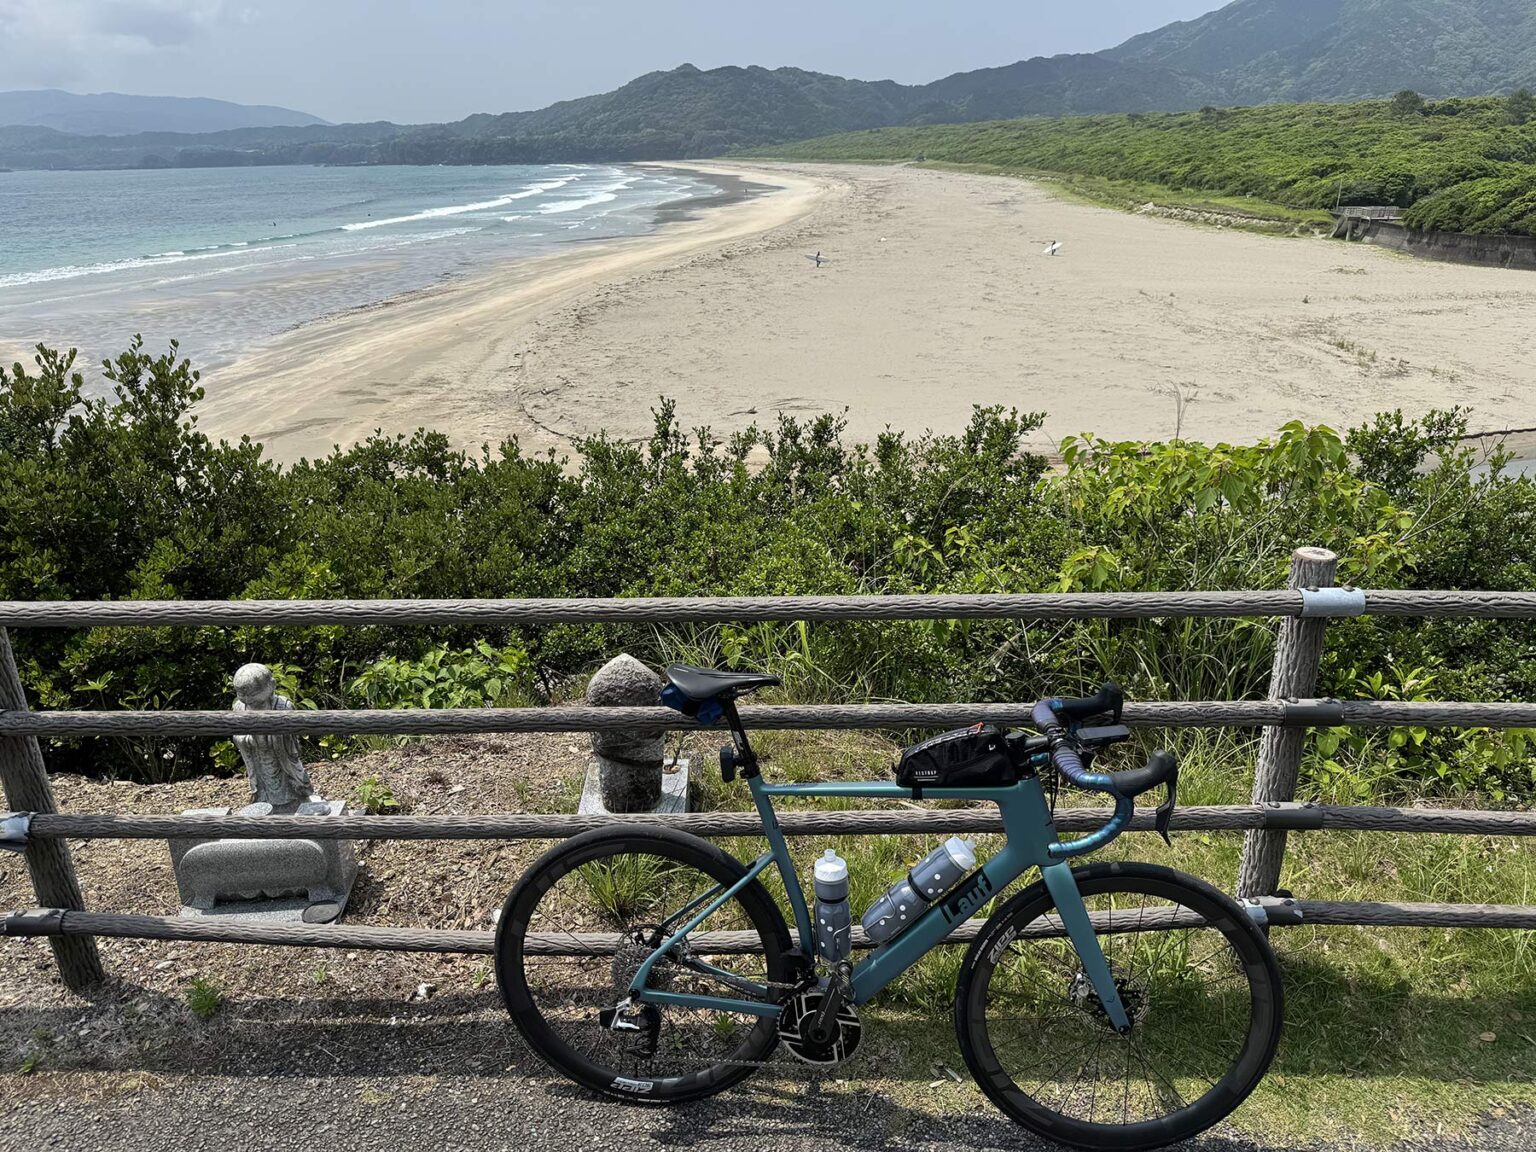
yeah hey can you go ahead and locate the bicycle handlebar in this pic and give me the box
[1033,685,1180,858]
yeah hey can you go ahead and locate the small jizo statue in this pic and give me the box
[232,663,316,809]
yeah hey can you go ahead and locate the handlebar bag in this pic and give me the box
[895,724,1018,790]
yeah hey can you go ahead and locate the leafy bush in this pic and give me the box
[5,342,1536,798]
[349,776,400,815]
[350,641,535,711]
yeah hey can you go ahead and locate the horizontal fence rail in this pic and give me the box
[5,556,1536,996]
[6,699,1536,739]
[18,803,1536,842]
[11,901,1536,959]
[3,589,1536,629]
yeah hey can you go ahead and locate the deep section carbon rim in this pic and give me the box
[497,828,792,1102]
[956,864,1282,1151]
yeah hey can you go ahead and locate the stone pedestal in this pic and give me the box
[169,800,358,924]
[578,758,692,817]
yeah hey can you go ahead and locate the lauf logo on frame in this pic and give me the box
[940,871,994,924]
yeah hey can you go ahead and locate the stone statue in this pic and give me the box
[167,661,356,924]
[231,663,315,809]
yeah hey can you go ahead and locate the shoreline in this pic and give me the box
[183,160,1536,464]
[192,161,834,461]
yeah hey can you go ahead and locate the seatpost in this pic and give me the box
[719,699,760,778]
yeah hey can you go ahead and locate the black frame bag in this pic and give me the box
[894,723,1018,796]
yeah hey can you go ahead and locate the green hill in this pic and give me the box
[4,0,1536,171]
[0,58,1221,170]
[1106,0,1536,103]
[0,89,327,135]
[748,94,1536,235]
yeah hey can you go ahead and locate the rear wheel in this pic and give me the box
[496,826,794,1103]
[954,862,1283,1151]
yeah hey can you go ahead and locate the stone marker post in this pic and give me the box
[1238,547,1339,899]
[587,654,666,813]
[0,627,103,990]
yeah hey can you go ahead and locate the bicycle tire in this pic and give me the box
[496,825,794,1104]
[954,861,1283,1151]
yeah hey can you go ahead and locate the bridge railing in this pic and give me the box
[4,546,1536,991]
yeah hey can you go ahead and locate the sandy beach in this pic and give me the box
[196,162,1536,462]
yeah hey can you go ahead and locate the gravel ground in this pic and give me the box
[2,1065,1533,1152]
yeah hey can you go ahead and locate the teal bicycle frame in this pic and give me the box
[629,770,1133,1032]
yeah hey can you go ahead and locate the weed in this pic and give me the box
[186,977,224,1020]
[350,776,400,815]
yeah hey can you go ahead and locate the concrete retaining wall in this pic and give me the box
[1345,218,1536,271]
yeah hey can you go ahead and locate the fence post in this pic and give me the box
[1237,547,1339,899]
[0,626,103,989]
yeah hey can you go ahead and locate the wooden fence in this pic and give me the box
[4,546,1536,992]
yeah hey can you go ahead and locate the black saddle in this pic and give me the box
[663,664,781,704]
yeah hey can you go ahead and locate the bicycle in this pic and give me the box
[496,666,1284,1151]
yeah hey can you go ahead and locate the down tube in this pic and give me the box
[848,838,1032,1005]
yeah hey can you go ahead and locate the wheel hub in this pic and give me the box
[1068,968,1148,1027]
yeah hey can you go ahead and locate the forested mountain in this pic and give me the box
[0,59,1222,170]
[1,0,1532,170]
[0,89,327,135]
[1105,0,1536,103]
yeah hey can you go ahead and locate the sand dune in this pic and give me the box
[198,162,1536,462]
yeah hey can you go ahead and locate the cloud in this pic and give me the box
[0,1,238,86]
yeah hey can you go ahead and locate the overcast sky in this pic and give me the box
[0,0,1232,124]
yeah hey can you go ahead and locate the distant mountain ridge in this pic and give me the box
[1,0,1532,170]
[1105,0,1536,102]
[0,89,328,135]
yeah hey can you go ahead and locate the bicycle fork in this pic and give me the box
[1040,862,1133,1033]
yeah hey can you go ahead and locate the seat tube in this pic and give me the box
[1040,862,1131,1033]
[749,773,813,956]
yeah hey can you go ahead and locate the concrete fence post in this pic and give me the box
[1237,547,1339,899]
[0,627,103,989]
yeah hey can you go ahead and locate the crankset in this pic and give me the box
[777,989,862,1065]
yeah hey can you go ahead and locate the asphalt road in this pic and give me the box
[4,1068,1530,1152]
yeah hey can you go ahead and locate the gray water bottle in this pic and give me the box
[861,837,977,945]
[812,849,852,964]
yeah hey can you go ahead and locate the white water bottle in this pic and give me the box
[812,849,852,964]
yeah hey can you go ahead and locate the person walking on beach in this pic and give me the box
[1043,240,1062,257]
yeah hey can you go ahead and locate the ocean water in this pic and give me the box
[0,163,716,376]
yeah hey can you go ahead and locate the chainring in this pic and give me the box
[777,989,862,1065]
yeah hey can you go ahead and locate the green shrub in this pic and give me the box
[349,776,400,815]
[746,96,1536,234]
[5,342,1536,798]
[185,977,224,1020]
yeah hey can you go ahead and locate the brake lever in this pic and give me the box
[1153,765,1180,847]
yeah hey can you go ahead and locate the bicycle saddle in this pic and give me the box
[663,664,782,704]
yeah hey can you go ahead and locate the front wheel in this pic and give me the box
[954,862,1283,1151]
